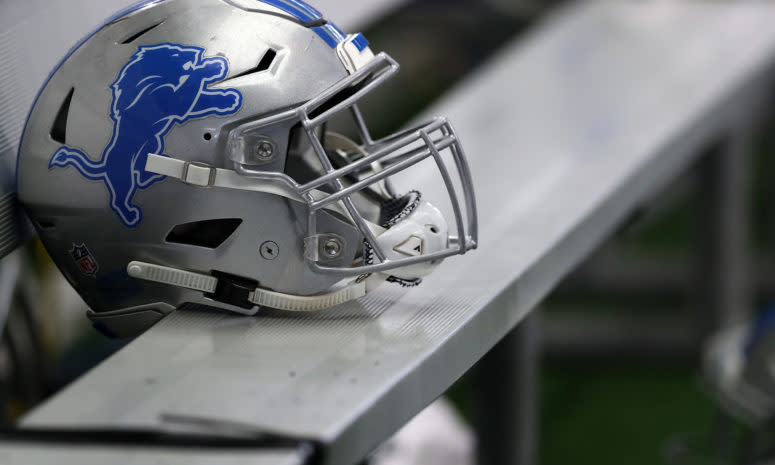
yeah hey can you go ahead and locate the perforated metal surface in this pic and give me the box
[0,193,23,259]
[6,2,775,465]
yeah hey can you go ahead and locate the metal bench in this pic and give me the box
[2,2,775,464]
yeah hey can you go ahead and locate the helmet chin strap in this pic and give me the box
[141,152,446,313]
[126,260,386,314]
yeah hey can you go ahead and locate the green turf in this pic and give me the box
[447,361,717,465]
[538,362,716,465]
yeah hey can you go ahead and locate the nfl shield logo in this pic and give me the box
[70,243,99,276]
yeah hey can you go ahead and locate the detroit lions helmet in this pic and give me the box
[17,0,478,337]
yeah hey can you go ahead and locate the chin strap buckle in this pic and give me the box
[181,161,217,187]
[207,271,258,310]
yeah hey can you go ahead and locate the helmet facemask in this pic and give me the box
[222,52,478,283]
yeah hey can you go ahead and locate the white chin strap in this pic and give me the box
[127,261,383,314]
[147,154,308,202]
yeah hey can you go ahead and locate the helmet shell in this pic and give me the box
[18,0,359,315]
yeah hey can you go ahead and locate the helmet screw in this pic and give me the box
[323,238,343,259]
[260,241,279,260]
[253,138,275,162]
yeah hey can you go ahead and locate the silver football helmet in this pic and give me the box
[17,0,478,337]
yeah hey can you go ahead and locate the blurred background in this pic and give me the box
[1,0,774,464]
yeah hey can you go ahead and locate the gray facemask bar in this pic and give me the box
[226,52,478,277]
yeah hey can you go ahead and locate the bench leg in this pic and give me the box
[695,124,753,331]
[474,312,539,465]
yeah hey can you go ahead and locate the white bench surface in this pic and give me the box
[4,2,775,464]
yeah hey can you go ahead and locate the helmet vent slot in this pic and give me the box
[166,218,243,249]
[308,75,371,120]
[50,87,74,144]
[221,49,277,83]
[119,19,166,44]
[257,48,277,72]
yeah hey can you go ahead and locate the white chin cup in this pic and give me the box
[376,200,449,280]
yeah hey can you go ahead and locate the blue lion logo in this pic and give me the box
[49,43,242,227]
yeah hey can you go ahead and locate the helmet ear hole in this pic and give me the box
[166,219,243,249]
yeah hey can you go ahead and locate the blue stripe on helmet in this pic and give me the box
[352,33,370,52]
[285,0,322,19]
[257,1,347,49]
[312,26,340,48]
[256,0,320,22]
[313,24,349,49]
[326,23,346,41]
